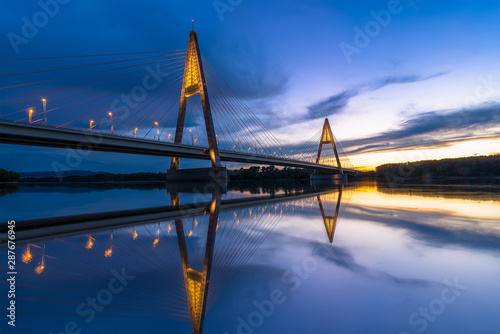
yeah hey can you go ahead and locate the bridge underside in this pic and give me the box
[0,120,357,175]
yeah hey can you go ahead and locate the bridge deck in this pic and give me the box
[0,120,357,174]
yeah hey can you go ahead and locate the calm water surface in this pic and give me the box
[1,180,499,334]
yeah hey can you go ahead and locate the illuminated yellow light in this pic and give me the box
[185,49,199,89]
[187,271,203,321]
[168,223,172,234]
[22,245,32,264]
[153,227,160,247]
[188,230,193,238]
[104,248,112,257]
[85,235,94,250]
[132,227,138,240]
[35,257,45,275]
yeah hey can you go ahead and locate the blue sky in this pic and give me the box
[1,0,499,172]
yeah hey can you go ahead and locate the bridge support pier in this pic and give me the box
[310,173,348,182]
[166,166,227,182]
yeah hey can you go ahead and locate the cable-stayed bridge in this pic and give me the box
[0,30,358,179]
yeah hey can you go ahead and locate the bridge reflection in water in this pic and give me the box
[2,184,350,334]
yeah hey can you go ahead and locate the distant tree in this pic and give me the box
[0,168,21,182]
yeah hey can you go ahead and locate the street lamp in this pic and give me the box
[189,129,194,145]
[155,122,159,141]
[168,133,171,142]
[42,99,47,126]
[194,138,197,146]
[108,112,113,134]
[89,120,94,132]
[134,127,138,138]
[28,109,33,123]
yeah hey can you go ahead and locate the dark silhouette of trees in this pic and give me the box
[0,168,20,182]
[376,155,500,180]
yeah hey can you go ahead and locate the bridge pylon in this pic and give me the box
[171,191,220,334]
[317,183,343,243]
[167,30,226,182]
[311,117,346,181]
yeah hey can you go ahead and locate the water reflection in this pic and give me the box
[1,183,348,334]
[1,181,499,334]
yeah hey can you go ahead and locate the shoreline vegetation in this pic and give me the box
[1,155,498,183]
[376,154,499,181]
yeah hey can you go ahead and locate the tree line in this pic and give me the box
[0,168,20,182]
[376,155,500,180]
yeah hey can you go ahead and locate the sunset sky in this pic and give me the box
[1,0,499,172]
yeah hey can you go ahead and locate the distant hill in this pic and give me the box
[19,170,108,178]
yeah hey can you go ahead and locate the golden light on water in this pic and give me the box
[132,227,138,240]
[188,230,193,238]
[85,235,94,249]
[35,257,45,275]
[168,223,172,234]
[153,227,160,247]
[22,245,32,264]
[105,231,113,257]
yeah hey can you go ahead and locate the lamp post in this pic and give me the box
[28,109,33,123]
[194,138,197,146]
[108,112,113,134]
[155,122,159,141]
[189,129,194,145]
[42,99,47,126]
[167,133,171,142]
[134,127,138,138]
[89,120,94,132]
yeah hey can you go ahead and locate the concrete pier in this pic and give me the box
[166,166,227,182]
[310,173,348,182]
